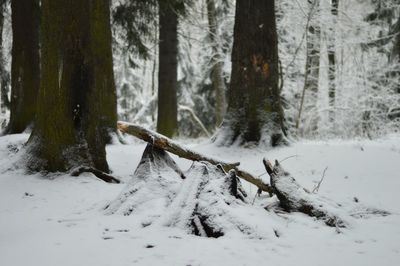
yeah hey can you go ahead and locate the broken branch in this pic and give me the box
[117,121,273,194]
[71,166,121,184]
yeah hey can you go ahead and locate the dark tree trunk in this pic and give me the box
[0,0,10,115]
[157,1,178,138]
[206,0,226,127]
[216,0,286,146]
[7,0,40,133]
[26,0,117,173]
[328,0,338,123]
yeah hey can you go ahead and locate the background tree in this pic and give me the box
[157,0,180,137]
[206,0,226,126]
[26,0,117,173]
[327,0,338,123]
[0,0,10,117]
[215,0,286,146]
[296,0,321,136]
[6,0,39,133]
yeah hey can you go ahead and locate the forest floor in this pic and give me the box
[0,133,400,266]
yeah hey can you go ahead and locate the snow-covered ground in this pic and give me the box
[1,133,399,266]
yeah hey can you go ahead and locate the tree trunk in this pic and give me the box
[0,0,10,115]
[157,1,178,138]
[328,0,338,123]
[216,0,286,146]
[296,0,320,136]
[392,14,400,94]
[26,0,117,173]
[392,15,400,61]
[7,0,40,133]
[206,0,226,127]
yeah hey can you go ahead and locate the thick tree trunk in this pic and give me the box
[26,0,117,173]
[328,0,338,123]
[157,1,178,138]
[206,0,226,127]
[7,0,40,133]
[0,0,10,115]
[217,0,286,146]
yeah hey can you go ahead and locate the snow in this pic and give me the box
[1,133,400,266]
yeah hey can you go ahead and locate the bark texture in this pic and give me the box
[0,0,10,115]
[206,0,226,126]
[296,0,320,135]
[7,0,40,133]
[157,1,178,138]
[328,0,338,123]
[26,0,117,173]
[217,0,286,146]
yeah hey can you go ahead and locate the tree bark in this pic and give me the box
[392,15,400,61]
[118,121,273,194]
[392,14,400,94]
[0,0,10,115]
[296,0,320,136]
[328,0,338,123]
[26,0,117,173]
[157,1,178,138]
[216,0,286,146]
[206,0,226,127]
[7,0,40,133]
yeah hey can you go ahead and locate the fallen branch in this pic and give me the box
[263,159,345,227]
[312,166,328,193]
[71,166,121,184]
[117,121,273,194]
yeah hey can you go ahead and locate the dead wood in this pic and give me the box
[117,121,273,194]
[71,166,121,184]
[263,159,345,227]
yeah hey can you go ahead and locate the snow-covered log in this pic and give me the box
[263,159,345,227]
[157,162,251,238]
[105,144,276,238]
[117,121,273,194]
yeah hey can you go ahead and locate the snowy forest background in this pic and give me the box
[1,1,400,265]
[0,0,399,140]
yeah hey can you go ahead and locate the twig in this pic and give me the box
[257,155,299,177]
[312,167,328,193]
[71,166,121,184]
[279,155,299,163]
[251,188,262,205]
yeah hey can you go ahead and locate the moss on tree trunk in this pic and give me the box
[26,0,117,173]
